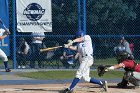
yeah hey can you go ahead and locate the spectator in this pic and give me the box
[114,37,133,58]
[60,40,79,69]
[60,48,76,69]
[16,38,30,69]
[119,37,132,54]
[30,32,45,68]
[129,39,134,54]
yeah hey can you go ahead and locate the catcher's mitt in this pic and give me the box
[97,65,108,77]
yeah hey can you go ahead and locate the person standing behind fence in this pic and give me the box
[30,32,45,68]
[114,37,133,57]
[119,37,134,58]
[119,37,131,54]
[16,38,30,69]
[0,27,11,72]
[129,39,134,54]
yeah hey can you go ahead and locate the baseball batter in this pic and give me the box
[0,28,11,72]
[61,31,108,93]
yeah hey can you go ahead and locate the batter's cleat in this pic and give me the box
[5,68,11,72]
[101,81,108,92]
[59,88,75,93]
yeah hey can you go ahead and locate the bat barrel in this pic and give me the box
[40,46,63,52]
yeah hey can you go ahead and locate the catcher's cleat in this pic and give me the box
[59,88,75,93]
[5,68,11,72]
[117,82,128,88]
[101,81,108,92]
[117,80,129,88]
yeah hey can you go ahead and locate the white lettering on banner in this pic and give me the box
[23,10,45,15]
[2,39,8,46]
[17,21,52,26]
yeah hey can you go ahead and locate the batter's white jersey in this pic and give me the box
[0,28,8,61]
[77,35,93,59]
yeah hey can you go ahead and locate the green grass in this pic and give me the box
[16,70,124,80]
[0,57,139,68]
[0,60,13,65]
[94,57,117,65]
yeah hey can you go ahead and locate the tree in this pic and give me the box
[87,0,139,35]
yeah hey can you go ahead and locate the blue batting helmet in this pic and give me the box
[76,30,84,38]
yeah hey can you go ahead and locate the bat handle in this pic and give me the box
[0,18,7,30]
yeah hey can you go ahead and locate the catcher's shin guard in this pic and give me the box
[128,75,140,88]
[124,71,140,88]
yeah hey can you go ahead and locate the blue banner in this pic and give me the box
[0,0,10,56]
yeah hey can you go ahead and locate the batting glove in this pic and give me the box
[67,40,74,46]
[64,44,69,48]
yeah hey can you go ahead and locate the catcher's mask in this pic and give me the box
[116,51,131,63]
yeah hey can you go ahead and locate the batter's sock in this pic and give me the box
[69,78,80,91]
[90,78,102,85]
[4,61,8,69]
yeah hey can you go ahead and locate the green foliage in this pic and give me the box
[52,0,140,35]
[87,0,138,24]
[94,57,117,65]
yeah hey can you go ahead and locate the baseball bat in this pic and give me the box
[0,18,7,30]
[40,46,63,52]
[0,18,10,35]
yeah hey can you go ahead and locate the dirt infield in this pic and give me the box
[0,83,139,93]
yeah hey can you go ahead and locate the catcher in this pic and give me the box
[98,49,140,89]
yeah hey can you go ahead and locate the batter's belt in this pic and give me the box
[82,54,93,58]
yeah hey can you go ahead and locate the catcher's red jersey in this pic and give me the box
[121,59,140,72]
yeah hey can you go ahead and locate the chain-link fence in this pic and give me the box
[3,0,140,69]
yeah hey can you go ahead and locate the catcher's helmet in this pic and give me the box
[76,30,84,38]
[116,51,131,63]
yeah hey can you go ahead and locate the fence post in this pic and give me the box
[83,0,86,34]
[12,0,16,69]
[78,0,81,32]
